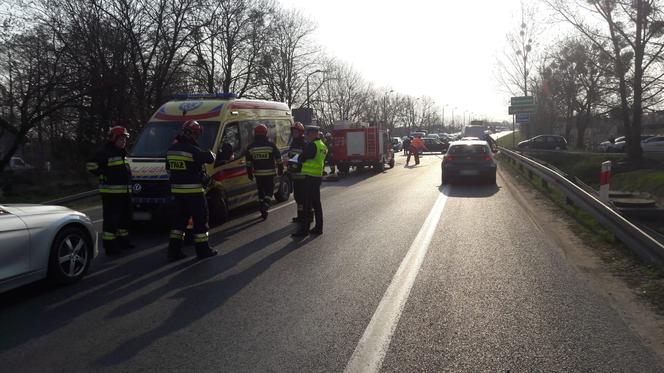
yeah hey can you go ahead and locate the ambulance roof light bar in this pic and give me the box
[173,92,237,100]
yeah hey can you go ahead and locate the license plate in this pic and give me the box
[460,170,479,175]
[132,211,152,221]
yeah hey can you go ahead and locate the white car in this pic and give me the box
[598,136,625,152]
[641,136,664,152]
[0,204,98,293]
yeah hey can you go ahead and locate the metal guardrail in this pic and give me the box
[500,147,664,266]
[42,189,98,205]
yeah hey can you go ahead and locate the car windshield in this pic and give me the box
[130,121,220,157]
[448,144,489,154]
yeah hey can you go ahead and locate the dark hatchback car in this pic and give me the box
[517,135,567,150]
[441,141,497,185]
[422,137,449,154]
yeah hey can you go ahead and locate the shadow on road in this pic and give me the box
[94,235,310,367]
[439,183,500,198]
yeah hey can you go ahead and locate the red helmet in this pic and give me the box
[254,124,268,136]
[181,120,202,137]
[292,122,304,132]
[109,126,129,141]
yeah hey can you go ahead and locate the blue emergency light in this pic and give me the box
[173,92,237,100]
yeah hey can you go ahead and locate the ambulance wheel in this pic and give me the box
[275,176,290,202]
[208,191,228,226]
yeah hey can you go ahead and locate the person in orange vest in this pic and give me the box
[406,135,428,166]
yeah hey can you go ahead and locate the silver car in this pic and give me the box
[0,204,98,293]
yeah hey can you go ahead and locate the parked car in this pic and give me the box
[598,136,626,152]
[422,137,448,154]
[611,135,656,152]
[0,204,98,293]
[517,135,567,150]
[641,135,664,152]
[441,141,497,185]
[391,137,403,152]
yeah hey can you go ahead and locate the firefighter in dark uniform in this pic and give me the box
[165,120,217,261]
[324,132,335,175]
[244,124,283,220]
[86,126,133,255]
[292,126,328,237]
[287,122,306,223]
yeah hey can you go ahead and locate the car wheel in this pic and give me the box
[48,226,92,285]
[275,176,290,202]
[207,190,229,226]
[488,172,497,185]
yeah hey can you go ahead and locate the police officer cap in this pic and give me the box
[305,126,320,135]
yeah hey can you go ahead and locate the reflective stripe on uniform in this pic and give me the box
[171,183,204,194]
[86,162,98,171]
[107,156,128,167]
[99,184,130,194]
[254,169,276,176]
[116,229,129,237]
[193,233,209,243]
[102,232,116,241]
[170,230,185,240]
[166,151,194,161]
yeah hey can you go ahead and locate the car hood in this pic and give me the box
[2,204,79,217]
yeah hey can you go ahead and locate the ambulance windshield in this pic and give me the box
[130,121,219,157]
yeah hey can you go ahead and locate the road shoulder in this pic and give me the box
[498,164,664,364]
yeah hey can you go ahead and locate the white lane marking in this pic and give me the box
[344,186,450,373]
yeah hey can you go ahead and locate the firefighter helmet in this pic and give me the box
[292,122,305,132]
[181,120,202,137]
[109,126,129,141]
[254,124,268,136]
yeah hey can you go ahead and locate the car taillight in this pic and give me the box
[444,155,454,163]
[484,155,492,162]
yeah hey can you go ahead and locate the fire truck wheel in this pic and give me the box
[374,162,385,172]
[208,191,228,226]
[339,164,350,175]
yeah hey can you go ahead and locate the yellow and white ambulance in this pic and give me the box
[128,93,293,224]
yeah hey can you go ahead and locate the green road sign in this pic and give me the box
[511,96,534,106]
[508,104,536,115]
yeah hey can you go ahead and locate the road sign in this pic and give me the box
[516,113,530,123]
[511,96,534,106]
[508,104,537,115]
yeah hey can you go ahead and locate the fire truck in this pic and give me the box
[332,122,395,175]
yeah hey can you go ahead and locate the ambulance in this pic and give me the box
[128,93,293,224]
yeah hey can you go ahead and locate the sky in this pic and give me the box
[277,0,527,123]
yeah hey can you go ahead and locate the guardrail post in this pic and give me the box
[599,161,612,203]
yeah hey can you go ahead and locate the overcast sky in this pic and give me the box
[278,0,527,122]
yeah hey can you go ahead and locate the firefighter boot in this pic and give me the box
[167,239,186,261]
[195,243,218,259]
[259,200,269,220]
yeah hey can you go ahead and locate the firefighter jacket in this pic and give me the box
[86,143,132,194]
[245,136,283,177]
[287,136,306,178]
[300,139,328,177]
[166,135,215,194]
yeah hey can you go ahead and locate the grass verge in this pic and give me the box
[496,131,524,149]
[499,153,664,314]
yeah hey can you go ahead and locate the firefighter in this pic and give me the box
[406,135,428,166]
[287,122,306,223]
[292,126,328,237]
[165,120,217,261]
[245,124,283,220]
[86,126,133,255]
[324,132,336,175]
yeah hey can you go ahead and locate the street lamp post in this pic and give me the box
[305,69,326,108]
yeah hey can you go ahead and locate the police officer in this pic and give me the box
[245,124,283,220]
[165,120,217,261]
[86,126,133,255]
[287,122,306,223]
[292,126,328,237]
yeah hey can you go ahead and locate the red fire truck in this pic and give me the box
[332,122,395,175]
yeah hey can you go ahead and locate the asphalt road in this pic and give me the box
[1,153,662,372]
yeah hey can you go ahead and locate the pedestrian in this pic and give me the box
[286,122,307,223]
[406,135,428,166]
[292,126,328,237]
[86,126,134,255]
[165,120,217,261]
[402,136,411,156]
[324,132,336,175]
[244,124,284,220]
